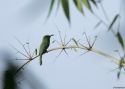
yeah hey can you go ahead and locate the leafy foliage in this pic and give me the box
[35,49,37,55]
[47,0,55,18]
[73,0,84,14]
[90,0,97,7]
[82,0,92,12]
[117,57,124,79]
[72,38,78,46]
[117,32,124,49]
[61,0,70,22]
[47,0,96,23]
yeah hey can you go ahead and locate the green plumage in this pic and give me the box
[39,35,53,65]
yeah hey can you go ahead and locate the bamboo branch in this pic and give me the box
[13,45,125,77]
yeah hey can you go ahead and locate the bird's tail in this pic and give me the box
[39,54,42,65]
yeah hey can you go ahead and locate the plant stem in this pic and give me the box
[13,45,125,77]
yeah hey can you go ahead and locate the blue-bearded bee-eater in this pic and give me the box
[39,34,54,65]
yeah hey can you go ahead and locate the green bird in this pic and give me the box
[39,34,54,65]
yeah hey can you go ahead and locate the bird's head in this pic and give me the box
[43,34,54,40]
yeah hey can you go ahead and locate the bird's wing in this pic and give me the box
[39,41,49,54]
[39,41,47,66]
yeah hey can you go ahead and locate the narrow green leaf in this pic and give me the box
[94,36,97,38]
[82,32,85,35]
[117,57,124,79]
[47,0,55,18]
[35,49,37,55]
[73,48,78,52]
[82,0,92,12]
[117,71,120,79]
[72,38,78,46]
[108,14,119,31]
[26,42,29,44]
[90,0,97,7]
[94,21,102,29]
[61,0,70,22]
[119,57,124,69]
[52,40,56,43]
[117,32,124,49]
[114,50,118,52]
[55,0,61,15]
[73,0,84,14]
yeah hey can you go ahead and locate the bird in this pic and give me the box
[39,34,54,65]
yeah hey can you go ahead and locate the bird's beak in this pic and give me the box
[50,34,54,36]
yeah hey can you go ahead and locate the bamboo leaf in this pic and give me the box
[117,57,124,79]
[26,42,29,44]
[55,0,61,15]
[61,0,70,22]
[47,0,55,18]
[114,50,118,52]
[94,21,102,29]
[35,49,37,55]
[73,0,84,14]
[119,57,124,69]
[82,32,85,35]
[73,48,78,52]
[72,38,78,46]
[117,71,120,79]
[82,0,92,12]
[117,32,124,49]
[90,0,97,7]
[108,14,119,31]
[52,40,56,43]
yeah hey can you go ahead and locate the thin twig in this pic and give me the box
[54,24,63,45]
[16,78,26,85]
[117,51,122,58]
[9,43,28,58]
[78,42,88,49]
[106,68,119,74]
[64,29,67,45]
[75,50,89,59]
[53,49,63,64]
[88,36,91,46]
[9,59,29,61]
[32,50,35,58]
[100,1,109,22]
[14,36,30,57]
[64,49,69,57]
[91,36,97,48]
[13,60,31,78]
[22,62,30,70]
[65,39,71,46]
[93,13,116,36]
[91,30,101,47]
[84,32,91,47]
[117,0,123,32]
[55,40,61,45]
[27,36,31,57]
